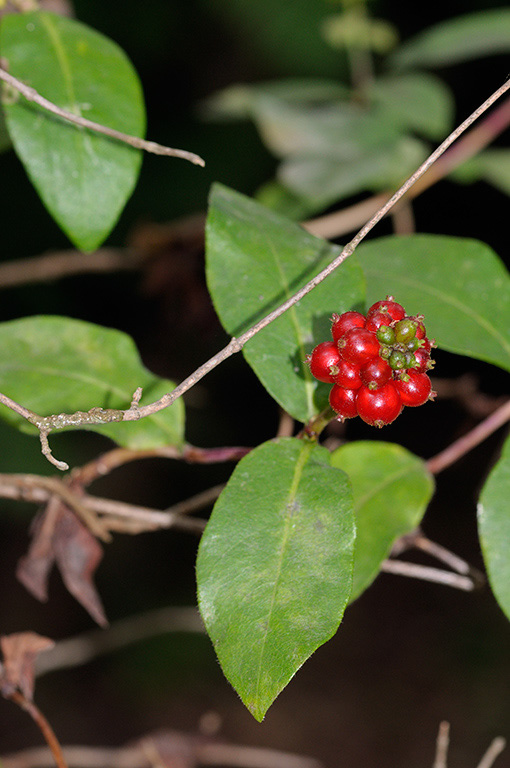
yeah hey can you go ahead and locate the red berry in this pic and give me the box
[356,382,402,427]
[366,296,405,322]
[412,348,434,374]
[338,328,380,366]
[415,321,427,339]
[365,312,394,334]
[329,385,358,421]
[359,357,392,390]
[331,311,366,343]
[332,359,363,390]
[308,342,341,383]
[395,372,433,407]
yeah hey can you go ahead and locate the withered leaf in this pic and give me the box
[17,499,108,627]
[53,506,108,627]
[1,632,54,700]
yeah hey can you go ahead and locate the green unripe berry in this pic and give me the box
[379,344,392,360]
[394,318,418,344]
[376,325,395,345]
[406,337,421,352]
[389,350,407,370]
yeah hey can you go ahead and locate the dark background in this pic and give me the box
[0,1,509,766]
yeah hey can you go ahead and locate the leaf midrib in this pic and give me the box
[252,442,311,711]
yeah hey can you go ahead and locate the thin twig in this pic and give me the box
[6,690,68,768]
[427,399,510,475]
[0,66,205,166]
[476,737,506,768]
[391,530,485,585]
[0,473,214,536]
[35,606,205,677]
[0,740,323,768]
[121,79,510,425]
[0,247,142,288]
[380,560,475,591]
[304,94,510,241]
[2,80,510,470]
[432,721,450,768]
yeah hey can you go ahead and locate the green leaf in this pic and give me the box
[279,135,428,208]
[356,235,510,372]
[331,441,434,601]
[201,78,349,121]
[197,437,355,721]
[0,316,184,449]
[255,179,321,220]
[206,184,365,422]
[0,104,11,153]
[478,434,510,622]
[369,73,453,140]
[451,149,510,197]
[391,9,510,69]
[0,10,145,251]
[250,98,401,159]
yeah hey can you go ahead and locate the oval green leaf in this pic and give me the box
[197,437,355,721]
[355,235,510,372]
[0,10,145,251]
[0,316,184,449]
[331,441,434,601]
[391,9,510,69]
[369,73,453,140]
[206,183,365,422]
[478,434,510,622]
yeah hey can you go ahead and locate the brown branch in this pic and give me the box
[35,606,205,677]
[0,738,323,768]
[0,66,205,166]
[0,247,142,289]
[391,530,485,587]
[0,473,220,536]
[6,690,67,768]
[380,559,475,591]
[427,399,510,475]
[432,721,450,768]
[477,738,506,768]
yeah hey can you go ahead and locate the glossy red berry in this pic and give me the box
[329,385,358,421]
[356,382,402,427]
[415,320,427,339]
[366,296,406,322]
[332,359,363,390]
[359,356,392,390]
[338,328,380,365]
[308,341,341,383]
[331,311,366,343]
[395,371,433,407]
[412,348,434,374]
[365,312,393,334]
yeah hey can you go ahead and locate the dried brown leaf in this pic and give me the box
[0,632,54,700]
[52,507,108,627]
[17,499,108,627]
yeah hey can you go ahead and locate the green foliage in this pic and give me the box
[0,10,145,251]
[206,183,365,422]
[331,442,434,601]
[356,235,510,372]
[197,437,355,721]
[391,9,510,69]
[451,149,510,197]
[0,316,184,449]
[478,435,510,622]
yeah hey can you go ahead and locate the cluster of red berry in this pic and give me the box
[308,297,436,427]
